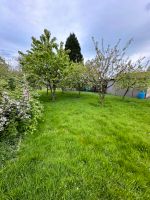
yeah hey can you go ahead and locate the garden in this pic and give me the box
[0,30,150,199]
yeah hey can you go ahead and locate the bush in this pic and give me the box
[0,90,43,168]
[0,92,43,138]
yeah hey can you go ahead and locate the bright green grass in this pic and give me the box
[0,91,150,200]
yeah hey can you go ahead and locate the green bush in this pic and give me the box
[0,92,43,138]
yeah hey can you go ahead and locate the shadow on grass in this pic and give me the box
[89,102,100,107]
[38,91,85,103]
[38,90,150,111]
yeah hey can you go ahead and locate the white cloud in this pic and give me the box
[0,0,150,64]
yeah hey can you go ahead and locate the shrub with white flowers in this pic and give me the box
[0,91,42,137]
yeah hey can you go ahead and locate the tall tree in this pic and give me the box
[65,33,83,62]
[19,29,70,101]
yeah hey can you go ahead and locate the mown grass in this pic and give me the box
[0,91,150,200]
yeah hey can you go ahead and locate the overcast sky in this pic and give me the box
[0,0,150,66]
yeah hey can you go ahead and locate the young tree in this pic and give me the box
[19,29,70,101]
[62,63,87,96]
[117,70,150,99]
[86,38,140,105]
[65,33,83,62]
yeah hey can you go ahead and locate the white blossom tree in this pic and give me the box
[86,38,149,105]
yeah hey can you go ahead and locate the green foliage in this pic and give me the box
[65,33,83,62]
[0,91,150,199]
[8,78,16,91]
[27,97,43,134]
[0,91,43,167]
[62,62,88,95]
[25,73,42,89]
[19,29,58,83]
[0,58,43,166]
[117,71,150,98]
[0,57,9,78]
[0,92,43,138]
[0,57,9,95]
[19,29,70,100]
[0,56,22,99]
[118,71,150,89]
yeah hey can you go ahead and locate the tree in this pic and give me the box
[62,62,87,96]
[86,38,145,105]
[117,71,150,99]
[65,33,83,62]
[19,29,70,101]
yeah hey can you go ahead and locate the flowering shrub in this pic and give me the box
[0,92,42,138]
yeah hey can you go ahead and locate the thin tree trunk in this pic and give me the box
[78,90,81,97]
[99,87,106,105]
[99,92,105,105]
[51,85,56,101]
[132,88,134,97]
[52,92,55,101]
[77,84,81,97]
[49,85,53,100]
[99,82,107,105]
[61,87,65,93]
[46,84,49,95]
[122,87,130,100]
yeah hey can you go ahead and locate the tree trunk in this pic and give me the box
[77,84,81,97]
[51,91,55,101]
[61,87,65,93]
[132,88,134,97]
[49,84,53,100]
[78,90,81,97]
[99,92,105,105]
[98,81,107,105]
[51,85,56,101]
[122,87,130,100]
[46,84,49,95]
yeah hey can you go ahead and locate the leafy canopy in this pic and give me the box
[19,29,70,100]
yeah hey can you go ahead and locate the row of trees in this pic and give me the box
[19,29,150,105]
[86,38,150,103]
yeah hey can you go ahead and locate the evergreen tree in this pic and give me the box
[65,33,83,62]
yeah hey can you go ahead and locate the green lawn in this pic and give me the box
[0,91,150,200]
